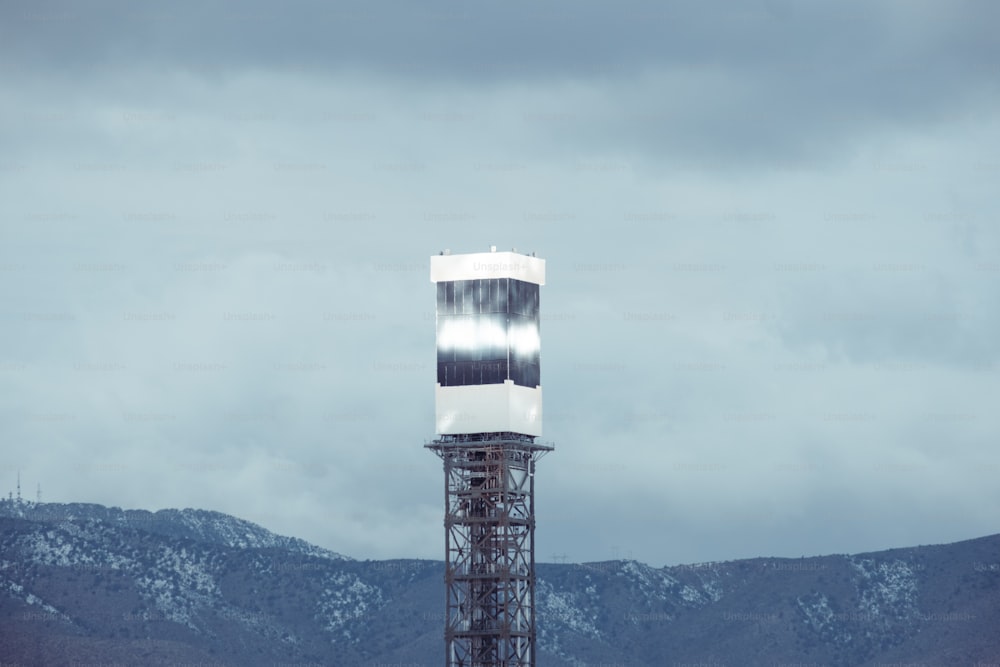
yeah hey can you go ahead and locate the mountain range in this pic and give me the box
[1,498,997,665]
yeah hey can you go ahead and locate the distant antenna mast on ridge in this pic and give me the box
[16,471,21,504]
[37,483,41,504]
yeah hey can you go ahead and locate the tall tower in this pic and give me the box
[426,248,552,667]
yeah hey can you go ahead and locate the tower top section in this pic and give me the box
[431,250,545,286]
[430,248,544,438]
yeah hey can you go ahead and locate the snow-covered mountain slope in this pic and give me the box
[0,500,349,560]
[1,498,998,666]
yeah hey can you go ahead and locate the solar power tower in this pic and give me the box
[426,248,553,667]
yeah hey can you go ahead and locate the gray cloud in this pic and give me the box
[4,1,998,168]
[1,0,998,566]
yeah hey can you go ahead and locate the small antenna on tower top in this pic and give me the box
[16,471,21,504]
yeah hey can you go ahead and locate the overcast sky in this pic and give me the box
[2,0,998,567]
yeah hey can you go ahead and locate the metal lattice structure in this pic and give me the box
[427,433,552,666]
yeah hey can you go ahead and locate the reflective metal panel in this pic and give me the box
[436,278,540,388]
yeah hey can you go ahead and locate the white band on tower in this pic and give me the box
[431,251,545,285]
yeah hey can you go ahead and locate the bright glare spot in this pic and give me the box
[438,318,508,352]
[508,322,540,357]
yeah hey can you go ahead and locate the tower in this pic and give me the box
[426,248,552,667]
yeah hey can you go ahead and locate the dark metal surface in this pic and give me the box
[427,438,552,666]
[436,278,541,388]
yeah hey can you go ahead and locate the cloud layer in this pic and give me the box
[2,0,998,566]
